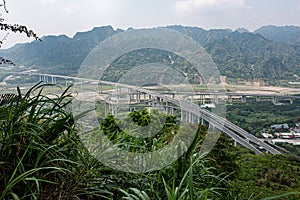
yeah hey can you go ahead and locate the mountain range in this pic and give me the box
[1,25,300,85]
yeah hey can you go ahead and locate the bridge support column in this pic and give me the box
[114,105,118,118]
[105,103,110,114]
[256,96,260,102]
[188,112,192,123]
[185,111,189,122]
[148,102,151,113]
[137,92,141,103]
[242,95,247,103]
[228,95,232,103]
[201,118,204,125]
[214,95,219,104]
[272,97,277,104]
[200,95,205,104]
[98,83,102,94]
[165,102,168,113]
[130,94,134,102]
[208,123,215,131]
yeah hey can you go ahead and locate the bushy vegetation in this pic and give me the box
[226,99,300,135]
[1,84,300,199]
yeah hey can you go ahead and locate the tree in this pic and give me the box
[0,0,39,64]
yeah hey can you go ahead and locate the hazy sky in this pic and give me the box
[1,0,300,48]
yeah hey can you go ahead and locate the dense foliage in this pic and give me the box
[102,48,199,84]
[225,99,300,135]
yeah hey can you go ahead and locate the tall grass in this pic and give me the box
[117,127,229,200]
[0,83,247,199]
[0,83,110,199]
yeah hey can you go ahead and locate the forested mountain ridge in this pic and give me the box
[254,25,300,44]
[205,31,300,82]
[1,25,300,84]
[0,26,122,76]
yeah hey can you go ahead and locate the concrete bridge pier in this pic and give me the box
[113,105,118,117]
[241,95,247,103]
[171,107,174,115]
[188,112,192,123]
[256,96,260,102]
[214,95,219,104]
[98,82,102,94]
[208,123,215,131]
[105,102,110,115]
[185,111,189,122]
[165,101,169,114]
[197,116,204,125]
[272,96,277,104]
[39,75,47,82]
[105,102,118,117]
[234,140,237,147]
[51,76,57,84]
[137,91,141,103]
[228,95,232,103]
[197,116,200,124]
[181,110,187,122]
[200,94,206,104]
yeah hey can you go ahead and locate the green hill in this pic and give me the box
[1,25,300,85]
[254,25,300,44]
[204,31,300,83]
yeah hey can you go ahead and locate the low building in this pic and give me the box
[270,123,289,130]
[293,128,300,133]
[293,132,300,138]
[275,132,294,139]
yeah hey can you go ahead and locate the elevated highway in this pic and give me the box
[2,72,284,155]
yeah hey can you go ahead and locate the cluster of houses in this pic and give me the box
[261,123,300,139]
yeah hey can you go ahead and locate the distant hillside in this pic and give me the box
[1,25,300,85]
[166,25,233,46]
[0,26,122,76]
[205,31,300,82]
[254,25,300,45]
[235,27,250,33]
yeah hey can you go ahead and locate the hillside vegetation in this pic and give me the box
[1,25,300,84]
